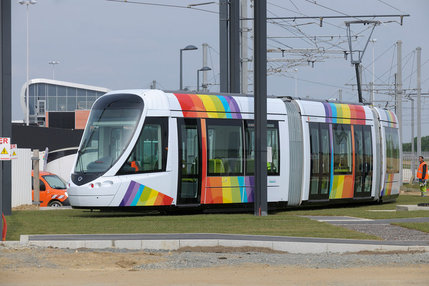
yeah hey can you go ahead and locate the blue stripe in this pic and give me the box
[217,96,232,119]
[131,185,145,206]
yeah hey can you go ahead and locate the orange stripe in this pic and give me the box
[351,125,355,198]
[200,119,207,204]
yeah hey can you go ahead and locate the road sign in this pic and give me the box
[10,144,17,159]
[0,137,10,160]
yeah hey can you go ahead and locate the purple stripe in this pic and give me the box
[323,102,332,123]
[120,181,140,206]
[225,96,242,119]
[246,176,255,202]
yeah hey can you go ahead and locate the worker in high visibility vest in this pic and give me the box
[417,156,428,196]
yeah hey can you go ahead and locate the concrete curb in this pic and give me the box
[6,235,428,254]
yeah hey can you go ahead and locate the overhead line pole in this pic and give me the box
[1,1,12,238]
[219,0,229,92]
[254,0,267,216]
[396,40,403,185]
[416,47,422,158]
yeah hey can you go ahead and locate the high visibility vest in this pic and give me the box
[417,162,428,180]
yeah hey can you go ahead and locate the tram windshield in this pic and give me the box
[74,94,144,175]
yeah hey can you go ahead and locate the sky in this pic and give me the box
[11,0,429,142]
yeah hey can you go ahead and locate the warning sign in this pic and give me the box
[0,137,10,160]
[10,144,17,160]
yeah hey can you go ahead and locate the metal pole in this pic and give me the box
[180,49,183,90]
[240,0,248,94]
[219,0,229,92]
[25,3,29,125]
[370,81,374,105]
[339,89,342,101]
[294,69,298,97]
[355,63,363,103]
[32,149,40,207]
[254,0,267,216]
[396,40,403,185]
[417,47,422,157]
[197,70,200,92]
[1,0,12,219]
[202,43,208,92]
[229,0,240,93]
[411,98,415,183]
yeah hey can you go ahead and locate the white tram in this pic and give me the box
[68,90,401,209]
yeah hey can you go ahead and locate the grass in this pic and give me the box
[281,193,429,220]
[392,222,429,233]
[3,193,429,241]
[4,209,379,241]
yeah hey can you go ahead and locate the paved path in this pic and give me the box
[304,216,429,241]
[3,216,427,254]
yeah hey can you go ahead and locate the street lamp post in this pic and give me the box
[197,66,211,92]
[19,0,37,126]
[180,45,198,90]
[48,60,59,80]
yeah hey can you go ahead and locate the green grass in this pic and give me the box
[281,194,429,219]
[392,222,429,233]
[4,209,379,241]
[4,194,429,241]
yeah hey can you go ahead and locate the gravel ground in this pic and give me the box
[338,223,429,241]
[136,249,429,270]
[1,245,429,271]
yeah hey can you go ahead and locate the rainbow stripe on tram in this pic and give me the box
[383,110,398,127]
[120,181,173,206]
[323,103,366,125]
[202,176,254,204]
[174,93,242,119]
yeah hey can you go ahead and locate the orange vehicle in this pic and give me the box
[32,171,70,207]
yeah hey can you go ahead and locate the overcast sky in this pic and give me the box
[11,0,429,141]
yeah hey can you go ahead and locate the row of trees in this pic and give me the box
[402,136,429,152]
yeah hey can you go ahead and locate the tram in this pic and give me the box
[67,89,401,209]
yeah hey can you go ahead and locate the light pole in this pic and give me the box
[48,60,59,80]
[370,38,376,105]
[197,66,211,92]
[19,0,37,126]
[180,45,198,90]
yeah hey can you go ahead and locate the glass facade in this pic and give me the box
[23,80,108,125]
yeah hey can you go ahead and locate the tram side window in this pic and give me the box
[333,124,352,174]
[245,121,280,175]
[385,127,399,173]
[207,120,243,176]
[118,118,168,174]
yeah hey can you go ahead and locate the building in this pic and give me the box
[20,78,109,129]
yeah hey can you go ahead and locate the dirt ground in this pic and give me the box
[1,247,429,286]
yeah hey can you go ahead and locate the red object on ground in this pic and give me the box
[1,212,6,241]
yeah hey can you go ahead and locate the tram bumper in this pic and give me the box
[68,178,121,207]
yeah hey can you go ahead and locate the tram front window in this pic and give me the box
[74,94,144,178]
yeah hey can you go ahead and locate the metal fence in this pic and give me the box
[11,149,32,207]
[402,151,429,183]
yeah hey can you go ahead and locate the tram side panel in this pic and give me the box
[296,100,378,203]
[108,116,179,207]
[376,108,401,200]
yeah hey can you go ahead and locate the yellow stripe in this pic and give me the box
[336,176,345,198]
[145,189,158,206]
[199,94,226,118]
[342,105,351,124]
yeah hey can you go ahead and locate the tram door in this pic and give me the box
[177,118,201,205]
[309,123,330,200]
[354,125,373,197]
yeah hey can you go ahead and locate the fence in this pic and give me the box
[402,151,429,183]
[11,148,32,207]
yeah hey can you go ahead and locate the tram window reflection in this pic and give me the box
[207,120,243,176]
